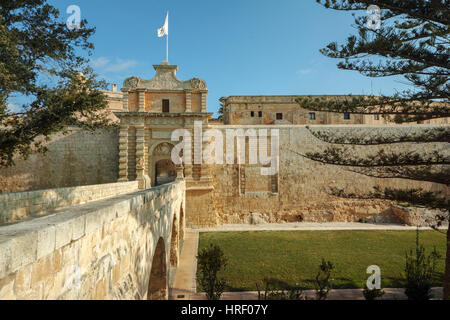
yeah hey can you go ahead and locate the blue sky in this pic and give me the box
[48,0,409,116]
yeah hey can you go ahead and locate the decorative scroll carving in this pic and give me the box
[153,143,173,156]
[122,64,207,91]
[123,76,141,89]
[190,78,207,90]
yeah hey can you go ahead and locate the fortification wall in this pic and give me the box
[0,127,119,194]
[0,181,139,224]
[0,181,185,300]
[208,124,448,225]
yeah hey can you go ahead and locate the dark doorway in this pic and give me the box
[155,159,176,186]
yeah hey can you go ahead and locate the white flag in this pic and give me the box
[158,13,169,37]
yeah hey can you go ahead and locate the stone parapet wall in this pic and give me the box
[0,181,185,300]
[0,181,139,224]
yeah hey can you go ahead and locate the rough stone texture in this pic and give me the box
[250,213,268,225]
[0,181,185,300]
[207,125,449,226]
[390,205,449,227]
[0,127,119,194]
[1,123,447,228]
[0,181,139,224]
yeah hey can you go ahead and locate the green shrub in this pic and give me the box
[404,230,441,300]
[363,288,385,300]
[197,243,227,300]
[256,278,306,300]
[315,259,334,300]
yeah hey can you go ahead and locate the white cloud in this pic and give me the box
[91,57,137,73]
[91,57,110,69]
[7,102,21,113]
[297,69,313,76]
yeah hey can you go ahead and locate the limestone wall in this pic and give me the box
[0,181,185,300]
[0,181,139,224]
[0,127,119,194]
[207,124,449,225]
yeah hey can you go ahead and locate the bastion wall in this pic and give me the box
[0,124,447,227]
[207,124,448,225]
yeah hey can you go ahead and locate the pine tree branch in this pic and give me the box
[305,126,450,145]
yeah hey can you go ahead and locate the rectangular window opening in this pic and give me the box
[309,112,316,120]
[162,99,170,113]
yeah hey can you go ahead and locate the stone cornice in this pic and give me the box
[122,62,207,92]
[114,112,213,118]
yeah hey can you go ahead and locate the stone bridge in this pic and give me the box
[0,180,185,300]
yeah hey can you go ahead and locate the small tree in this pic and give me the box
[363,288,385,300]
[1,0,112,168]
[315,259,335,300]
[197,243,227,300]
[404,229,441,300]
[217,101,225,121]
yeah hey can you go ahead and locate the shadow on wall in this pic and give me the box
[0,127,119,193]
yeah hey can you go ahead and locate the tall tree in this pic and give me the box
[296,0,449,299]
[217,101,225,121]
[0,0,111,168]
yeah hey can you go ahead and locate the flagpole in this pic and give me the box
[166,11,169,62]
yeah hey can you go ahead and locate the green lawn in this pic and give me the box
[197,230,446,291]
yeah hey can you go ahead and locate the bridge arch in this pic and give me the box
[169,215,179,267]
[179,203,184,240]
[147,237,168,300]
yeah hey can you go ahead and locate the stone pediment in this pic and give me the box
[122,62,207,91]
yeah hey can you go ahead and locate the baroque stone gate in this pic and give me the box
[116,61,218,227]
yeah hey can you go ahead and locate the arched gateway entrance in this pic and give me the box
[151,142,177,186]
[155,159,176,186]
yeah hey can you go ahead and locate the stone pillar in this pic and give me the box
[201,92,207,112]
[138,89,146,112]
[184,164,193,181]
[144,128,150,177]
[200,139,213,183]
[118,124,129,182]
[176,159,184,180]
[135,124,149,189]
[185,91,192,113]
[122,91,129,112]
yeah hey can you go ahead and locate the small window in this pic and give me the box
[344,113,351,120]
[374,114,380,120]
[258,111,263,118]
[162,99,170,113]
[250,111,255,117]
[309,112,316,120]
[276,113,283,120]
